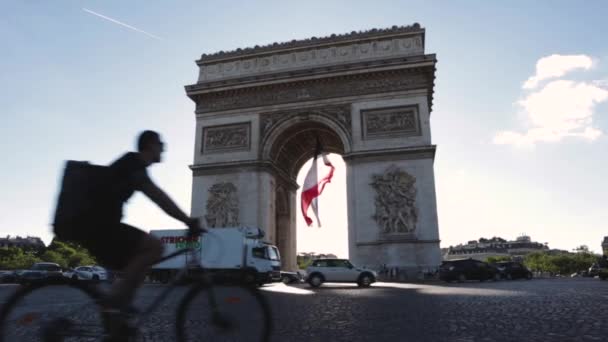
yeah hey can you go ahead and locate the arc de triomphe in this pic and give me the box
[185,24,441,274]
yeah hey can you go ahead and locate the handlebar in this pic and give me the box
[186,218,207,238]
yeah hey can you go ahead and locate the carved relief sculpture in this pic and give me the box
[362,105,420,140]
[205,182,240,228]
[202,123,250,153]
[370,165,418,234]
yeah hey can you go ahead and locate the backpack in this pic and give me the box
[52,160,120,240]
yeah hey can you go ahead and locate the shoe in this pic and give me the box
[102,310,137,342]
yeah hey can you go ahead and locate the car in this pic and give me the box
[439,258,499,282]
[29,262,65,284]
[280,271,303,284]
[63,265,112,283]
[493,261,533,280]
[599,269,608,281]
[305,258,377,288]
[588,263,601,277]
[17,270,47,285]
[0,271,18,284]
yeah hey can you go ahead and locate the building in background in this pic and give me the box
[443,235,549,261]
[602,236,608,256]
[0,235,45,250]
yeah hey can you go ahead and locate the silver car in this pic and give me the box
[63,265,111,283]
[305,259,377,288]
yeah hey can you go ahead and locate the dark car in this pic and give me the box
[18,270,47,285]
[439,258,498,282]
[588,263,601,277]
[27,262,65,284]
[493,261,533,280]
[0,271,18,284]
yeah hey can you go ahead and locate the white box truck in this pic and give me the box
[148,227,281,285]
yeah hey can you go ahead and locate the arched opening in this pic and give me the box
[295,154,348,260]
[268,120,349,271]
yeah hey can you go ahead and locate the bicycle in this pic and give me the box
[0,231,273,341]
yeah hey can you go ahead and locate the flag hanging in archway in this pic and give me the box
[300,138,335,227]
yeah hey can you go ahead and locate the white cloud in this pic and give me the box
[494,55,608,147]
[523,54,593,89]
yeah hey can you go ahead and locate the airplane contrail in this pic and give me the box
[82,8,164,41]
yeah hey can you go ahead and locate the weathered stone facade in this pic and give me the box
[186,24,441,273]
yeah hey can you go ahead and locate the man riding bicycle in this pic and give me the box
[54,130,201,318]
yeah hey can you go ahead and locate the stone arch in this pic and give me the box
[187,24,441,275]
[261,112,351,180]
[263,117,350,181]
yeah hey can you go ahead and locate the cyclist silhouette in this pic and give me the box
[54,130,201,338]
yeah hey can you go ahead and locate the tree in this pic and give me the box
[573,245,590,253]
[524,250,600,275]
[0,247,41,269]
[46,239,97,268]
[486,256,511,264]
[0,238,98,270]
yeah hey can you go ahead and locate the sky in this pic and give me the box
[1,1,608,257]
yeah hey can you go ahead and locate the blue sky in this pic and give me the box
[1,1,607,257]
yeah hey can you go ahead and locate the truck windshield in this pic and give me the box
[267,247,280,261]
[252,247,267,259]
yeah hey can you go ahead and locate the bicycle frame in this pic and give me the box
[135,245,211,319]
[0,232,271,342]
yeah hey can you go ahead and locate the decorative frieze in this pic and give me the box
[205,182,239,228]
[362,105,420,140]
[202,122,250,154]
[259,104,352,142]
[370,165,418,235]
[196,69,429,113]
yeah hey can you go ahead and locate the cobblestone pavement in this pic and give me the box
[0,277,606,341]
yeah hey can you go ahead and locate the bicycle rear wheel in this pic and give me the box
[0,282,106,341]
[176,283,272,342]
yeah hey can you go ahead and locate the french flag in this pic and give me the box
[300,138,335,227]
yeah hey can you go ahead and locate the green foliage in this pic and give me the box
[0,247,41,269]
[0,238,97,270]
[486,256,512,264]
[524,251,600,275]
[296,254,315,270]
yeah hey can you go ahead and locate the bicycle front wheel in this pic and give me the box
[0,282,106,341]
[176,283,272,342]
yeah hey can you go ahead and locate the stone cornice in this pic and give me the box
[190,160,299,190]
[343,145,436,164]
[197,24,425,64]
[186,54,435,93]
[193,25,427,83]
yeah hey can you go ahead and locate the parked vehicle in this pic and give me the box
[588,263,601,277]
[25,262,65,284]
[280,271,303,284]
[63,265,112,283]
[0,271,18,284]
[439,258,499,282]
[305,258,377,288]
[149,227,281,286]
[493,261,533,280]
